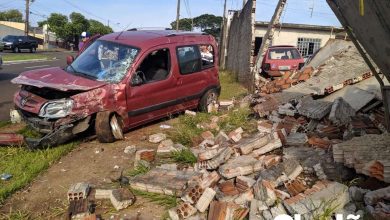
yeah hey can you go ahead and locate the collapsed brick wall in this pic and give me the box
[225,0,256,84]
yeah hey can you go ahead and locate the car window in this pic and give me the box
[268,48,301,60]
[136,48,171,83]
[199,44,214,69]
[177,46,201,75]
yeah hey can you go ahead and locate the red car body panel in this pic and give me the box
[11,67,107,91]
[261,45,304,77]
[11,30,220,136]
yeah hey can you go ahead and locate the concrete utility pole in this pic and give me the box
[25,0,30,36]
[250,0,287,91]
[176,0,181,30]
[219,0,228,68]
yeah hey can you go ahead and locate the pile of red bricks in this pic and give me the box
[258,67,314,94]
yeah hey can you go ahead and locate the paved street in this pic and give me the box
[0,51,75,121]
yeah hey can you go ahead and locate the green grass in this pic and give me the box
[17,126,42,139]
[0,142,77,204]
[2,54,49,62]
[0,208,31,220]
[219,70,248,100]
[171,149,197,165]
[130,188,178,209]
[169,106,256,147]
[128,163,150,177]
[0,121,11,129]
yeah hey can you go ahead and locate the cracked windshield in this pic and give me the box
[67,40,139,83]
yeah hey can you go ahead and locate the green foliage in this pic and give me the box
[0,121,11,129]
[17,126,41,139]
[171,149,197,165]
[45,12,113,43]
[128,163,150,177]
[2,54,48,62]
[0,9,23,22]
[219,70,248,100]
[0,143,77,204]
[0,208,31,220]
[170,18,193,31]
[131,188,178,209]
[170,13,223,37]
[88,19,113,35]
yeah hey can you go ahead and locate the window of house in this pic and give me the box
[136,48,170,83]
[177,46,202,74]
[297,38,321,57]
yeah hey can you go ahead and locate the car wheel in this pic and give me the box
[13,47,18,53]
[198,89,218,112]
[95,111,124,143]
[30,47,36,53]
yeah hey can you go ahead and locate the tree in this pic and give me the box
[193,14,222,37]
[0,9,23,22]
[69,12,89,37]
[47,13,70,40]
[170,18,193,31]
[88,19,113,35]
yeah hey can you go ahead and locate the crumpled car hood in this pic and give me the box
[11,67,107,91]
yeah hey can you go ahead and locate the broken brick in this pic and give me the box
[201,131,215,141]
[285,179,307,196]
[110,188,135,211]
[218,180,239,196]
[219,155,263,179]
[195,187,216,212]
[236,176,256,192]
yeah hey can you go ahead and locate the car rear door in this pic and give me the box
[174,43,218,108]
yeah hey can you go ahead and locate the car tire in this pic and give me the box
[30,47,36,53]
[198,89,218,112]
[95,111,124,143]
[13,47,18,53]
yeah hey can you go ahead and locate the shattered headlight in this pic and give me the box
[39,99,74,118]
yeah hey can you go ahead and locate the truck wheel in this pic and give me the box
[198,89,218,112]
[95,111,124,143]
[13,47,19,53]
[30,47,36,53]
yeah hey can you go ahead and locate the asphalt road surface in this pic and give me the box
[0,51,76,121]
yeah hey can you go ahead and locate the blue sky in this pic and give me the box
[0,0,341,31]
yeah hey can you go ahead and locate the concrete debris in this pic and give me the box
[313,163,327,180]
[195,187,216,212]
[364,186,390,220]
[228,127,243,143]
[67,182,90,201]
[307,136,331,149]
[239,135,270,155]
[278,103,297,116]
[197,147,233,170]
[157,139,177,155]
[329,97,356,126]
[130,168,200,196]
[124,145,136,154]
[296,96,332,120]
[198,146,225,161]
[236,176,256,192]
[208,201,247,220]
[253,180,277,207]
[333,134,390,183]
[176,202,198,219]
[185,110,197,116]
[94,189,112,200]
[198,171,220,189]
[201,131,215,141]
[257,159,303,187]
[349,186,369,202]
[67,199,90,219]
[218,180,240,196]
[109,188,135,211]
[219,155,263,179]
[234,189,254,205]
[285,133,308,146]
[257,121,273,134]
[252,138,282,156]
[10,109,22,124]
[284,181,350,219]
[148,133,166,143]
[215,131,230,145]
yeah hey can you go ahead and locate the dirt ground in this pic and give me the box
[0,119,178,219]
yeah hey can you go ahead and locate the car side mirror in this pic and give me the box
[131,71,144,86]
[66,55,74,65]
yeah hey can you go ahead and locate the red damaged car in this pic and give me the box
[11,30,220,148]
[261,45,305,77]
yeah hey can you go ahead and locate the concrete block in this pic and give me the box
[148,133,166,143]
[109,188,135,211]
[252,138,282,156]
[176,202,197,219]
[94,189,112,200]
[67,182,90,201]
[185,110,197,116]
[219,155,263,179]
[285,133,308,146]
[195,187,216,212]
[124,145,136,154]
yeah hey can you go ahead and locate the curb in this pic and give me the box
[3,58,51,64]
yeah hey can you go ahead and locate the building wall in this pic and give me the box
[254,26,335,48]
[225,0,256,84]
[0,25,24,38]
